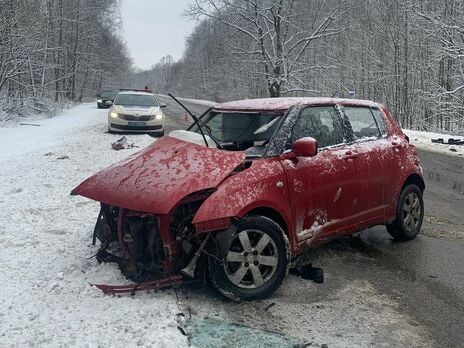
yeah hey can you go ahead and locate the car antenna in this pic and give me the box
[168,93,209,148]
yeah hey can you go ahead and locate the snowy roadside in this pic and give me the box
[0,103,433,347]
[403,129,464,157]
[0,103,187,347]
[0,100,77,128]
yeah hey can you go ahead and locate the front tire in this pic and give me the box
[387,184,424,241]
[208,216,289,301]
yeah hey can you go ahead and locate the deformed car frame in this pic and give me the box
[72,97,425,300]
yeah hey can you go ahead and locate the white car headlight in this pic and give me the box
[110,112,119,118]
[155,114,163,120]
[97,99,102,103]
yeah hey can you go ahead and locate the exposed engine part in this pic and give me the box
[181,234,210,278]
[170,202,200,241]
[169,194,214,270]
[92,193,214,292]
[121,214,164,282]
[93,205,119,245]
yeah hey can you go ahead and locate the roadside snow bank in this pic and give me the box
[403,129,464,157]
[0,99,75,127]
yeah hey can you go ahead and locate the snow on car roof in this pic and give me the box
[213,97,382,112]
[116,91,154,96]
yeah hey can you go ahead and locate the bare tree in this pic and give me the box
[187,0,347,97]
[0,0,132,119]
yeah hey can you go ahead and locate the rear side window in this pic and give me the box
[343,107,381,141]
[291,106,345,148]
[372,108,387,136]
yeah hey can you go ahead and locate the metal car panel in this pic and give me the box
[192,159,296,251]
[71,136,245,214]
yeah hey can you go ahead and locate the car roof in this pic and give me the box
[213,97,382,112]
[116,91,155,96]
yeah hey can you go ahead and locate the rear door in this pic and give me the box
[280,106,359,245]
[340,106,389,222]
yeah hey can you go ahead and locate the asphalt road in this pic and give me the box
[158,96,464,346]
[157,95,211,133]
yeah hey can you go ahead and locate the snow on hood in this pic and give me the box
[71,136,245,214]
[112,105,161,114]
[169,130,217,148]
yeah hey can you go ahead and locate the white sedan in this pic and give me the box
[107,91,166,136]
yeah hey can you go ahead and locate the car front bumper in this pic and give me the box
[108,115,165,133]
[109,123,164,132]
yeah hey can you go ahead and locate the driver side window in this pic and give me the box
[291,106,345,149]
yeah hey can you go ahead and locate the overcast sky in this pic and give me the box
[121,0,196,71]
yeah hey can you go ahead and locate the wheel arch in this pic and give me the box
[244,206,289,236]
[402,173,425,192]
[238,204,296,254]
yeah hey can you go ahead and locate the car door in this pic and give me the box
[372,106,411,211]
[339,105,389,222]
[280,105,360,246]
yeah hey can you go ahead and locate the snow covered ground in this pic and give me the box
[403,129,464,157]
[0,104,186,347]
[0,103,433,347]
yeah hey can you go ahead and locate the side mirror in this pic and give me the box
[292,137,318,157]
[160,103,167,108]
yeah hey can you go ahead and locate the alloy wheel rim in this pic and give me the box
[403,192,422,233]
[224,229,279,289]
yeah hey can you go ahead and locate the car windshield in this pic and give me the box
[190,111,283,156]
[101,91,116,99]
[114,94,158,107]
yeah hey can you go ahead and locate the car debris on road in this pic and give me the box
[111,136,137,150]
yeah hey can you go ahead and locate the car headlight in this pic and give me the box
[155,114,163,120]
[97,99,102,103]
[110,112,119,118]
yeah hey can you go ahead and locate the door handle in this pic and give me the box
[343,151,358,160]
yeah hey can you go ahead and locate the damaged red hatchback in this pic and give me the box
[72,97,425,300]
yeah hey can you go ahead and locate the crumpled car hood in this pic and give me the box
[72,136,245,214]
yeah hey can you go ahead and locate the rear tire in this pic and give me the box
[387,184,424,241]
[208,216,289,301]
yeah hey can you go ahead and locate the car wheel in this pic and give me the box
[387,184,424,241]
[208,216,290,301]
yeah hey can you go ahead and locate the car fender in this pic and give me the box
[387,162,425,219]
[192,158,296,250]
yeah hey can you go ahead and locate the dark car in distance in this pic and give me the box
[97,90,118,109]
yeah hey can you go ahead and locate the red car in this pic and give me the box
[72,97,425,300]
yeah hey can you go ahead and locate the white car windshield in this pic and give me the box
[114,94,158,107]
